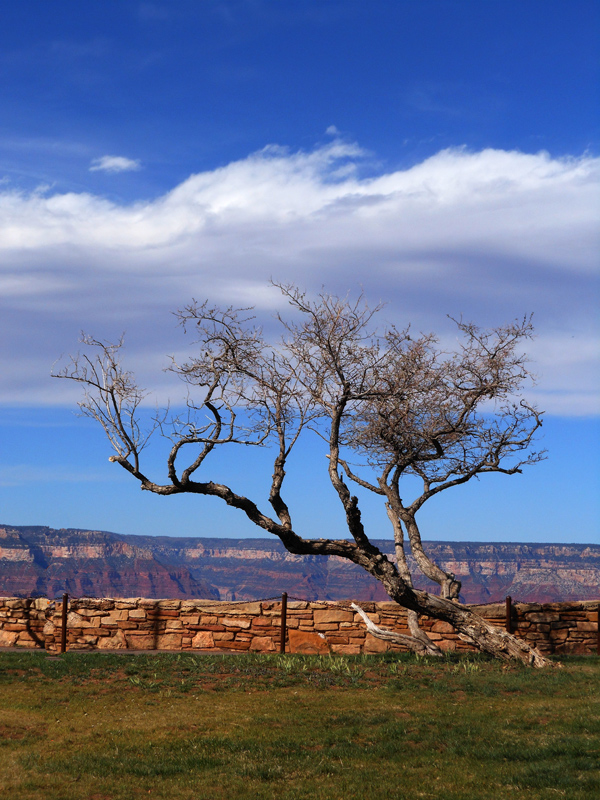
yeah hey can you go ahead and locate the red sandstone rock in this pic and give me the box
[249,636,275,652]
[313,609,354,624]
[326,635,350,645]
[156,634,182,649]
[191,631,215,649]
[437,638,457,652]
[97,629,126,649]
[331,644,361,654]
[251,616,274,627]
[364,633,388,653]
[431,620,455,633]
[288,629,330,654]
[0,630,17,646]
[124,633,157,649]
[222,618,251,629]
[181,614,200,625]
[218,640,251,650]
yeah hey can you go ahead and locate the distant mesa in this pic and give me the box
[0,524,598,603]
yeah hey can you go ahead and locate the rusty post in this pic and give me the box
[505,595,512,634]
[280,592,288,654]
[60,593,68,654]
[597,602,600,656]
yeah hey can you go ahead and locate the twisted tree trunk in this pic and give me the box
[408,592,556,668]
[351,603,443,656]
[329,540,557,668]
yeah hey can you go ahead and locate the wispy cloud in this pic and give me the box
[1,141,598,415]
[89,155,142,173]
[0,465,118,487]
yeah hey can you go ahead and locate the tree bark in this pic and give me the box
[396,588,555,668]
[384,503,442,654]
[351,603,443,656]
[403,515,461,600]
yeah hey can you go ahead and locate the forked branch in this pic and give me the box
[53,284,554,667]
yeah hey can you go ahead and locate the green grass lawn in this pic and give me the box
[0,651,598,800]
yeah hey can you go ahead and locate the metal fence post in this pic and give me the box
[505,595,512,634]
[280,592,288,654]
[597,602,600,656]
[60,593,68,654]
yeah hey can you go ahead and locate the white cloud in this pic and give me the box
[0,141,598,415]
[89,155,141,173]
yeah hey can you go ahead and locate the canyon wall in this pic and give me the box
[1,525,599,603]
[118,535,600,603]
[0,596,597,656]
[0,526,218,600]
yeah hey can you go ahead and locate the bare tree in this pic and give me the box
[55,284,553,667]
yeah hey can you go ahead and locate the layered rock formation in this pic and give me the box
[113,534,600,603]
[0,526,218,600]
[1,524,598,603]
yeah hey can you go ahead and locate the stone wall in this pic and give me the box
[0,596,597,655]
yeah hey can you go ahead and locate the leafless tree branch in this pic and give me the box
[53,285,553,667]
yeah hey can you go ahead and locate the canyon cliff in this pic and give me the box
[0,526,218,600]
[1,524,598,603]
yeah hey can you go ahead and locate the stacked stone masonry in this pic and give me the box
[0,597,597,655]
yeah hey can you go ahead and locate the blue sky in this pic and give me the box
[0,0,598,543]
